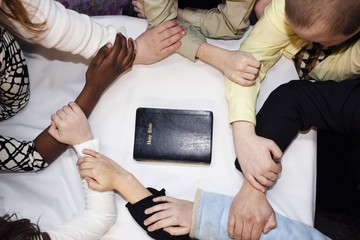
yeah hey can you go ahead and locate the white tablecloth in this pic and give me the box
[0,16,317,239]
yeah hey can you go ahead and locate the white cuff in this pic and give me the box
[73,138,100,157]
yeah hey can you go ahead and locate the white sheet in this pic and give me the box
[0,16,317,239]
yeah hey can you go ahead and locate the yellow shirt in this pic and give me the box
[225,0,360,124]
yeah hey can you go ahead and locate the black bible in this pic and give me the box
[133,107,213,164]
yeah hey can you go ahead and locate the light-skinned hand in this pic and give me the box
[233,121,282,192]
[132,0,145,18]
[228,180,277,240]
[77,149,126,191]
[223,50,261,86]
[48,102,93,145]
[144,196,193,236]
[134,19,185,65]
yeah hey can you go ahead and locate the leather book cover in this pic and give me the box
[133,107,213,164]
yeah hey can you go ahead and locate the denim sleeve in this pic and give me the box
[191,190,330,240]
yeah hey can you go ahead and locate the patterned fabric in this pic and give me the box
[58,0,131,16]
[293,32,360,81]
[0,26,47,173]
[0,136,47,172]
[0,26,30,121]
[293,43,332,80]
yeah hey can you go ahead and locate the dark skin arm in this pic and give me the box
[34,33,136,165]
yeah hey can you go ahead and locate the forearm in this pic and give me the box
[113,171,152,204]
[34,84,103,165]
[196,43,229,72]
[16,0,119,59]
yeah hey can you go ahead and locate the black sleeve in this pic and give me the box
[236,78,360,171]
[126,188,192,240]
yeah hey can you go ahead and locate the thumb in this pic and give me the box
[263,212,277,234]
[269,141,282,162]
[164,226,189,236]
[48,121,59,140]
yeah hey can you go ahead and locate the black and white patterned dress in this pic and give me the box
[0,26,47,172]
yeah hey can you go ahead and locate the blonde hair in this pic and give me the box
[0,0,46,37]
[285,0,360,36]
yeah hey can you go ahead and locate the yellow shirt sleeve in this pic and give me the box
[225,0,298,124]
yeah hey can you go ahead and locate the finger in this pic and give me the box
[112,33,126,63]
[159,32,183,51]
[240,221,251,240]
[232,77,257,86]
[264,171,279,182]
[85,177,101,191]
[156,19,180,34]
[61,104,73,115]
[164,226,189,236]
[269,142,283,162]
[227,215,235,238]
[243,65,260,76]
[137,12,146,19]
[77,156,97,168]
[48,121,58,139]
[144,209,174,227]
[120,38,135,70]
[251,222,263,240]
[238,72,258,82]
[247,58,261,68]
[90,42,112,68]
[68,101,82,114]
[82,149,103,158]
[246,174,267,192]
[152,196,176,203]
[255,175,274,187]
[147,217,177,232]
[55,108,68,120]
[79,169,94,179]
[145,203,171,215]
[51,113,62,126]
[263,212,277,234]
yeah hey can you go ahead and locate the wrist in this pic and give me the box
[243,178,267,194]
[232,121,256,141]
[196,43,227,72]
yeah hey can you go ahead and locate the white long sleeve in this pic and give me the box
[8,0,126,59]
[47,139,117,240]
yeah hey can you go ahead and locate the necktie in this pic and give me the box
[293,43,332,80]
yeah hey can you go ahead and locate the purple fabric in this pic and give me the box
[58,0,130,16]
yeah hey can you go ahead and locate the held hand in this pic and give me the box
[233,122,282,192]
[48,102,93,145]
[223,51,261,86]
[77,149,127,191]
[143,196,193,236]
[228,180,277,240]
[134,19,185,65]
[85,33,135,93]
[132,0,145,18]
